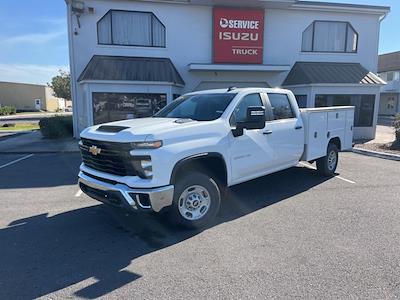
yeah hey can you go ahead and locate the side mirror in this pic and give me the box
[232,106,266,137]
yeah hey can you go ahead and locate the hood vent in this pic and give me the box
[97,125,129,133]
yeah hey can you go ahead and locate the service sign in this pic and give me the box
[213,7,264,64]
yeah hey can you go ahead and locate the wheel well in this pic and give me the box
[329,137,341,151]
[171,154,228,186]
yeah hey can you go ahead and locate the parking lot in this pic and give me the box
[0,152,399,299]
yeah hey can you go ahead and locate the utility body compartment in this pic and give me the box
[300,106,355,161]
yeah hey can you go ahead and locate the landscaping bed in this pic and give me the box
[354,142,400,156]
[0,123,39,131]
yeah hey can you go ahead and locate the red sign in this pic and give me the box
[213,7,264,64]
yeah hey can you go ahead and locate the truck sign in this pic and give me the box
[213,7,265,64]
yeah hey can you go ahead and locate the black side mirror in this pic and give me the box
[232,106,266,137]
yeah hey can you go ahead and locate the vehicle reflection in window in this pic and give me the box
[92,92,167,124]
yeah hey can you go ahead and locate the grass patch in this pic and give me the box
[0,123,39,131]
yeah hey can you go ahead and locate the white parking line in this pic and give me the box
[0,154,34,170]
[75,189,83,197]
[299,162,356,184]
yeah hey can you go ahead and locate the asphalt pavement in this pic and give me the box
[0,152,399,299]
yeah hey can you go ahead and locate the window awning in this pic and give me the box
[78,55,185,86]
[282,62,386,86]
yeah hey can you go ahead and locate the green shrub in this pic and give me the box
[0,106,16,116]
[393,113,400,149]
[39,116,73,139]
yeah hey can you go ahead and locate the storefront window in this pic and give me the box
[92,92,167,125]
[315,94,375,127]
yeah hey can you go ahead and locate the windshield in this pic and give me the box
[154,93,237,121]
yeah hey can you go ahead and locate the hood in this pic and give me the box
[80,117,209,143]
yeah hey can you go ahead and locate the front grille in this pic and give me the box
[80,138,137,176]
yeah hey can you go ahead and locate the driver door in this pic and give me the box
[228,93,273,184]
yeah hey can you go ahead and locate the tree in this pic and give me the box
[48,70,71,100]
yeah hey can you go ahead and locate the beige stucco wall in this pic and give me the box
[0,81,66,112]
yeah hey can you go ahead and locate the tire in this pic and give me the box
[168,171,221,229]
[316,143,339,177]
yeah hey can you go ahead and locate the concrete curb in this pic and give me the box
[353,148,400,161]
[0,149,80,154]
[0,131,30,141]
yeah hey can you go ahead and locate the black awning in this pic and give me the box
[78,55,185,85]
[282,62,385,86]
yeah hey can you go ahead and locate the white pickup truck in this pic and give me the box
[79,88,354,228]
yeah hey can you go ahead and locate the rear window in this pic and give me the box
[268,93,295,120]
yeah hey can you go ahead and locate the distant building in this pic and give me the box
[378,51,400,116]
[0,81,71,112]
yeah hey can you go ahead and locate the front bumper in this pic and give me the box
[78,171,174,212]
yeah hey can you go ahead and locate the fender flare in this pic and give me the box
[170,152,228,184]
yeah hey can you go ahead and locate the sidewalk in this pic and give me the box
[0,112,72,121]
[0,131,79,153]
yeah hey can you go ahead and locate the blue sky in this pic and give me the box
[0,0,398,85]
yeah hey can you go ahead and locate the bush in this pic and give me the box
[392,113,400,149]
[0,106,16,116]
[39,116,73,139]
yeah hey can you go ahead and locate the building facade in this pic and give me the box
[0,81,69,112]
[378,51,400,116]
[66,0,389,139]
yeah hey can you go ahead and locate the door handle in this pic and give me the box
[295,126,303,130]
[263,130,273,135]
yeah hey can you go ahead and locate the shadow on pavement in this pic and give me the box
[0,166,329,299]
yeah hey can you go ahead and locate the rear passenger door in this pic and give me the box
[263,93,304,168]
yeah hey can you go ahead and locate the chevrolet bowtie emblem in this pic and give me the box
[89,145,101,156]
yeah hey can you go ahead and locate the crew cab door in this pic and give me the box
[228,93,274,183]
[262,92,304,167]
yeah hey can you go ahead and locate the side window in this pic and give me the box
[230,93,263,126]
[268,93,295,120]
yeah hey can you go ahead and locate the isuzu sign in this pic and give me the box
[213,7,264,64]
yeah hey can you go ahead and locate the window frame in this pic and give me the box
[264,92,297,121]
[301,20,358,54]
[97,9,166,48]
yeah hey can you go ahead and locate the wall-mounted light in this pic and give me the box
[71,0,84,28]
[71,0,84,14]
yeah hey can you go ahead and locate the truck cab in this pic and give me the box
[78,88,354,228]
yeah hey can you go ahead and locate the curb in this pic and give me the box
[0,150,80,154]
[0,131,30,141]
[352,148,400,161]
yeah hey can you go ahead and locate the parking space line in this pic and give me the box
[0,154,34,170]
[75,189,83,197]
[299,162,356,184]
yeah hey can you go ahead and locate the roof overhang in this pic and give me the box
[188,63,291,72]
[115,0,390,15]
[291,1,390,17]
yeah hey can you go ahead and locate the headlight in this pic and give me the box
[131,140,162,149]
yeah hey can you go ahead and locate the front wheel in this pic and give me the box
[168,171,221,229]
[316,143,339,177]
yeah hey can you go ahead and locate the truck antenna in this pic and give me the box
[227,86,236,92]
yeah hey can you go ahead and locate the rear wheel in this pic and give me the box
[169,171,221,229]
[316,143,339,177]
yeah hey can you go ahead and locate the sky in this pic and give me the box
[0,0,398,85]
